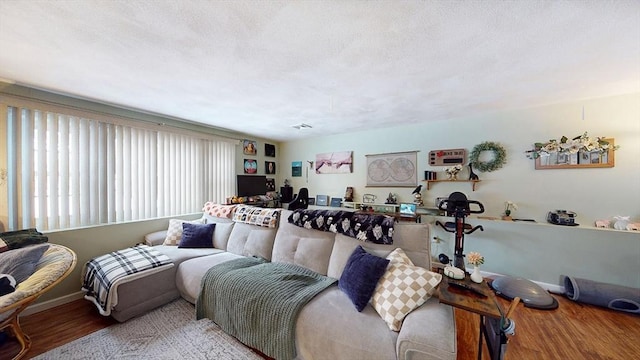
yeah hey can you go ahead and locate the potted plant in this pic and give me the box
[503,201,517,221]
[467,251,484,283]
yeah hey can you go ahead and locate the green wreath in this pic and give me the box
[470,141,507,172]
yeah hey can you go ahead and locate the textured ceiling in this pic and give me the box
[1,1,639,141]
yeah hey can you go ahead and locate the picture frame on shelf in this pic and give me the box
[363,194,376,203]
[316,195,329,206]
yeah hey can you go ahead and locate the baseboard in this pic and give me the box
[479,269,565,294]
[21,291,85,317]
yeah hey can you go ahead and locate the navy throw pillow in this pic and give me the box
[178,223,216,248]
[339,245,390,312]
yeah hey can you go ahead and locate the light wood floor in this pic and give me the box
[1,293,639,360]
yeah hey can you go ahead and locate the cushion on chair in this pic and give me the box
[0,244,76,310]
[0,244,50,284]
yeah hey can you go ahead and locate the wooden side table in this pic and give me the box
[438,275,509,360]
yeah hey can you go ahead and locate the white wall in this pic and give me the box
[234,139,281,191]
[281,92,640,288]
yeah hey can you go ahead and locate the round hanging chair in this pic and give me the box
[0,244,77,359]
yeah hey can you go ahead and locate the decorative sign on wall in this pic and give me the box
[366,151,417,187]
[428,148,467,166]
[526,133,618,170]
[535,139,615,169]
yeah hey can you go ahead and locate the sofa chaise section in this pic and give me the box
[108,216,236,322]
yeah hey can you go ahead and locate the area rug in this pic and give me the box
[34,299,262,359]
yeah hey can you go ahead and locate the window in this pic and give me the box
[4,104,236,231]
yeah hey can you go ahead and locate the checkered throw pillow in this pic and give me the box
[372,248,442,331]
[163,218,205,246]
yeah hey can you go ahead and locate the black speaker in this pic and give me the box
[280,186,293,203]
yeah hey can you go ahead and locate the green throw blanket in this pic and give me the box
[196,257,337,360]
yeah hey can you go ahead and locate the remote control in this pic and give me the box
[448,281,487,297]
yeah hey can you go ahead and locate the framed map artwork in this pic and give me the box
[365,151,418,187]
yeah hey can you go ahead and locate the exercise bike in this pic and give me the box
[435,192,521,360]
[434,191,484,271]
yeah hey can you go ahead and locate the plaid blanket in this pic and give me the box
[82,245,173,316]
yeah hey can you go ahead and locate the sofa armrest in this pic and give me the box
[145,230,168,246]
[396,298,457,360]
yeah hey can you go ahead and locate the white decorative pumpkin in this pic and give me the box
[613,216,630,231]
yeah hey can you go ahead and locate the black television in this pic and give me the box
[237,175,268,197]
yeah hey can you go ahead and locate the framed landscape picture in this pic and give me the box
[292,161,302,177]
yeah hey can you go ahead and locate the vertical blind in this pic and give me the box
[5,105,236,231]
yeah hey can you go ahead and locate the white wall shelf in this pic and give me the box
[342,202,399,213]
[423,179,480,191]
[425,214,638,233]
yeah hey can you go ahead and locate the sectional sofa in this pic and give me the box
[104,206,456,360]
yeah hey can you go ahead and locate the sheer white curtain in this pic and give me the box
[5,104,236,231]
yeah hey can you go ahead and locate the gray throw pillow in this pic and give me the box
[0,243,50,284]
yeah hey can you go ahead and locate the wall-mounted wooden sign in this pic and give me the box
[429,148,467,166]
